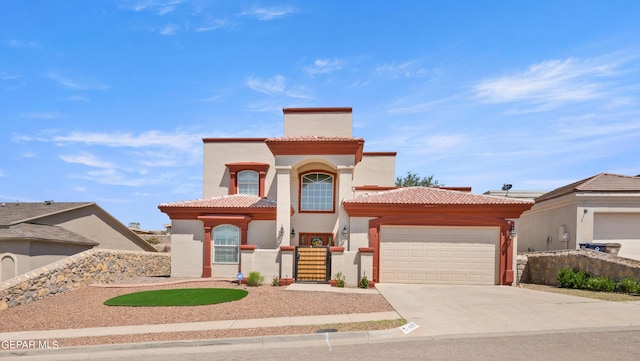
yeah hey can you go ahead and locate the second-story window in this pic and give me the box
[237,170,259,196]
[301,172,334,212]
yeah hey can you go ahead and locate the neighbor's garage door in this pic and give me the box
[594,213,640,261]
[380,225,499,285]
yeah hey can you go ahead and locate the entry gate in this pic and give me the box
[295,246,330,282]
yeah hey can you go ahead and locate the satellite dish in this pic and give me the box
[501,184,512,191]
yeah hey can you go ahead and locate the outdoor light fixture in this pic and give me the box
[508,224,517,240]
[342,226,348,236]
[291,227,296,237]
[278,225,284,238]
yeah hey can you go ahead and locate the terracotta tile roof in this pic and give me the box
[536,173,640,202]
[0,202,94,226]
[0,223,99,246]
[343,187,534,205]
[159,195,277,209]
[265,135,364,142]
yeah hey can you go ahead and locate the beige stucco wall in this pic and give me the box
[517,195,578,252]
[203,140,275,199]
[354,154,396,187]
[347,217,374,250]
[248,221,277,249]
[284,111,352,137]
[39,206,152,252]
[170,220,203,277]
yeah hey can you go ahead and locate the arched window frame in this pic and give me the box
[299,170,336,213]
[225,163,269,197]
[212,224,240,264]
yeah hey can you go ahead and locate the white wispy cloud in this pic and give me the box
[195,18,229,32]
[7,39,39,48]
[51,130,201,154]
[0,71,22,80]
[246,75,311,99]
[48,73,109,91]
[473,56,627,111]
[124,0,183,14]
[239,6,295,20]
[19,112,63,119]
[158,23,179,35]
[376,60,430,78]
[59,151,117,169]
[304,58,345,75]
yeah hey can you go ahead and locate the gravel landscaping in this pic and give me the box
[0,278,399,347]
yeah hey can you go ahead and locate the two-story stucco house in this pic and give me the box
[159,108,533,286]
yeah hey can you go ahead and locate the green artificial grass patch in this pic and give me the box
[104,288,248,307]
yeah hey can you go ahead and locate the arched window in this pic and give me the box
[300,172,334,212]
[213,225,240,263]
[237,170,259,196]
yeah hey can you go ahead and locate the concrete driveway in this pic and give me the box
[376,284,640,337]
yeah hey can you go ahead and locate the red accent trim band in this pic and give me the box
[358,247,375,253]
[283,107,352,114]
[329,246,345,253]
[203,138,267,143]
[280,246,295,252]
[240,245,257,251]
[362,152,397,156]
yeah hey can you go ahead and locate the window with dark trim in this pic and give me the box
[300,172,334,212]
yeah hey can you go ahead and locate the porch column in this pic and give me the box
[202,226,212,278]
[337,166,354,246]
[499,222,515,285]
[276,166,292,246]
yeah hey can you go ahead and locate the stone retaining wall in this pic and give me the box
[0,249,170,310]
[518,249,640,286]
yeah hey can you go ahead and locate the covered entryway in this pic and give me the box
[594,213,640,261]
[379,225,499,285]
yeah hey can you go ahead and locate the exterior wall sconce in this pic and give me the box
[342,226,348,236]
[278,225,284,238]
[508,224,517,240]
[290,227,296,237]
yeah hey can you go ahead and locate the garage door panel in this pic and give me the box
[380,226,498,285]
[594,213,640,261]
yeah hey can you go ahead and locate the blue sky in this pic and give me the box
[2,1,639,230]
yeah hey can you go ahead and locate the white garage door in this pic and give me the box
[594,213,640,261]
[380,226,499,285]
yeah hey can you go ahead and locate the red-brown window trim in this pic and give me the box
[298,170,337,214]
[225,162,269,197]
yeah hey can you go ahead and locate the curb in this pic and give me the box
[2,328,403,357]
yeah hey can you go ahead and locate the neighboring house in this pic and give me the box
[159,107,533,285]
[517,173,640,261]
[0,201,156,281]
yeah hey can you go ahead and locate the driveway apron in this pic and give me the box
[375,284,640,337]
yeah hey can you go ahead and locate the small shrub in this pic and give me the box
[246,271,264,287]
[359,273,369,289]
[617,278,640,294]
[586,276,616,293]
[557,267,588,289]
[271,275,280,287]
[333,271,345,288]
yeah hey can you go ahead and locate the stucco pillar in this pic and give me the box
[280,246,295,280]
[337,166,354,246]
[202,226,212,278]
[359,247,374,285]
[276,166,292,246]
